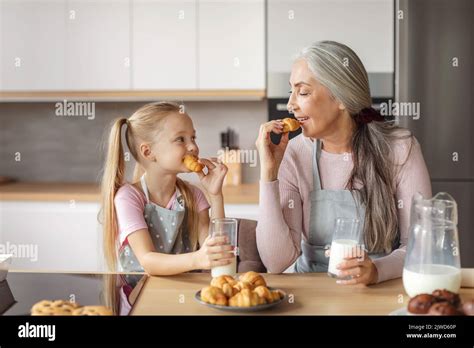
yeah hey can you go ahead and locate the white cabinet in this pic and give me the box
[0,201,104,272]
[198,0,265,89]
[132,0,197,90]
[267,0,394,74]
[0,0,67,91]
[65,0,130,90]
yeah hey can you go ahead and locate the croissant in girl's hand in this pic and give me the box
[281,118,300,133]
[183,155,204,172]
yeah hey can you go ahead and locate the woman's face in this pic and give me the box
[287,59,346,139]
[145,113,200,174]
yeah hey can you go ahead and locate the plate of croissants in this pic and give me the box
[390,289,474,316]
[195,271,287,312]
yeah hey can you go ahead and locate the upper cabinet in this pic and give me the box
[267,0,394,97]
[0,0,265,98]
[198,0,265,90]
[1,0,67,91]
[66,0,130,90]
[132,0,197,90]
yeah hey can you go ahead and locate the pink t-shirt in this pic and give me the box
[114,183,210,245]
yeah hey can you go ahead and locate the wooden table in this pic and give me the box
[130,273,474,315]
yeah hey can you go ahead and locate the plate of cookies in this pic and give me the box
[31,300,113,316]
[390,289,474,316]
[195,271,286,312]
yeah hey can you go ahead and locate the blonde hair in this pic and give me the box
[297,41,413,254]
[99,101,199,271]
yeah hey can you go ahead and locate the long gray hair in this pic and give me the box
[297,41,412,254]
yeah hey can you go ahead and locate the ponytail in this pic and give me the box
[100,117,128,271]
[176,178,200,251]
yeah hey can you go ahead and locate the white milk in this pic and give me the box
[403,264,461,297]
[211,256,237,278]
[327,239,360,278]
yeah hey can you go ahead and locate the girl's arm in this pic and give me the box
[127,227,234,276]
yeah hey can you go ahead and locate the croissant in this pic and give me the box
[239,271,267,288]
[210,275,238,298]
[232,281,254,292]
[183,155,204,172]
[229,289,265,307]
[282,118,300,133]
[200,286,228,306]
[254,286,281,304]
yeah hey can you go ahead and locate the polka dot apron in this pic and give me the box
[119,174,192,272]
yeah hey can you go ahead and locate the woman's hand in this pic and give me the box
[193,235,235,270]
[196,157,228,197]
[255,120,290,182]
[333,251,378,285]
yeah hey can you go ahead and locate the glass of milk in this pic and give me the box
[403,192,461,297]
[209,218,238,278]
[327,217,365,279]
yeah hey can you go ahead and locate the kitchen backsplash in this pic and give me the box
[0,101,267,183]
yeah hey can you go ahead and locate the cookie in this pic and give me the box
[407,294,436,314]
[432,289,461,307]
[72,305,113,316]
[427,302,461,316]
[31,300,80,316]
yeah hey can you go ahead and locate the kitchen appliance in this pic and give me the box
[396,0,474,267]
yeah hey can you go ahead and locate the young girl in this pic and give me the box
[100,101,235,275]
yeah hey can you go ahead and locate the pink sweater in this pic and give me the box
[256,134,432,282]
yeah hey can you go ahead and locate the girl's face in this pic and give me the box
[287,59,345,139]
[147,113,199,174]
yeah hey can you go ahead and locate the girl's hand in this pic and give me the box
[196,157,228,196]
[255,120,289,182]
[193,235,235,270]
[331,250,378,286]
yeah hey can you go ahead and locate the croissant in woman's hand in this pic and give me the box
[281,118,300,133]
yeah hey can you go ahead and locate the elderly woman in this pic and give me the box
[255,41,431,285]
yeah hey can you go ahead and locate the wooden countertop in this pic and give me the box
[129,273,474,315]
[0,182,259,204]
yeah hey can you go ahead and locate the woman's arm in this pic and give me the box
[256,147,305,273]
[372,137,432,283]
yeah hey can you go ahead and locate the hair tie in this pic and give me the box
[354,107,384,124]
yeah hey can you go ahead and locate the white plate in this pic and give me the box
[0,254,13,282]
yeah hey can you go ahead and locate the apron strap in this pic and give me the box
[140,174,150,203]
[312,139,323,190]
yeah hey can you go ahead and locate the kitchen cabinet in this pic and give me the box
[0,0,67,91]
[267,0,394,97]
[65,0,130,90]
[1,0,266,97]
[132,0,197,90]
[198,0,265,90]
[0,201,104,272]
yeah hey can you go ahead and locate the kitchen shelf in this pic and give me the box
[0,182,259,204]
[0,90,266,102]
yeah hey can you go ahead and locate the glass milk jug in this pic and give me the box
[403,192,461,297]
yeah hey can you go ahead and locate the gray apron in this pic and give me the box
[119,174,192,272]
[295,139,386,273]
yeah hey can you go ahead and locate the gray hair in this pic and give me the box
[297,41,412,254]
